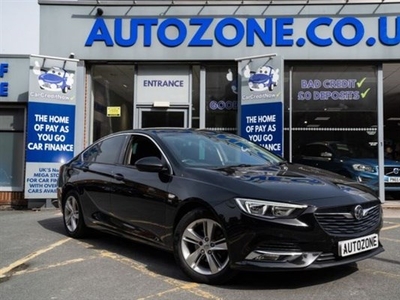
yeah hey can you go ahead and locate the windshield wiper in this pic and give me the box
[222,164,254,168]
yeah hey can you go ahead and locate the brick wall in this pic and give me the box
[0,192,27,208]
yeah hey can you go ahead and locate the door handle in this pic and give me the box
[113,173,125,181]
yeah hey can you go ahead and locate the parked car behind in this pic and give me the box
[293,141,400,193]
[57,130,384,284]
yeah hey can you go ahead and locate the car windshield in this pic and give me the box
[332,143,376,159]
[159,131,283,167]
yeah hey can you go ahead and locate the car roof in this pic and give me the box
[114,128,213,135]
[99,128,224,140]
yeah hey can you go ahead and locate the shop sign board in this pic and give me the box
[292,65,378,112]
[85,16,400,49]
[238,55,284,157]
[0,57,30,101]
[38,3,400,60]
[136,65,190,105]
[25,55,78,199]
[0,63,9,96]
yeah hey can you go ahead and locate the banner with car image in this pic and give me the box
[238,55,284,157]
[25,55,78,199]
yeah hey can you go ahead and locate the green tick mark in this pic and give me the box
[357,77,367,88]
[361,88,371,98]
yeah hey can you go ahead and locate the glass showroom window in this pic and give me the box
[191,65,200,129]
[287,63,378,154]
[205,65,238,132]
[0,107,24,190]
[286,63,379,190]
[91,64,134,141]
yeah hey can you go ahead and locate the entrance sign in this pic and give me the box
[237,54,284,156]
[25,55,78,199]
[136,65,190,105]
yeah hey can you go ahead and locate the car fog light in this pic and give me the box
[253,253,281,261]
[246,251,303,262]
[245,250,321,267]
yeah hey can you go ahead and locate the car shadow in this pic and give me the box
[38,215,188,281]
[37,211,67,235]
[38,214,359,288]
[76,231,190,281]
[223,264,358,289]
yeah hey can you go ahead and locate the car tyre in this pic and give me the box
[173,208,236,284]
[62,191,88,238]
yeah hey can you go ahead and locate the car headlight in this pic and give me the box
[352,164,375,173]
[235,198,307,219]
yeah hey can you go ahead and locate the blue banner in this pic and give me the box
[26,102,75,163]
[25,55,78,199]
[238,55,284,157]
[241,102,283,156]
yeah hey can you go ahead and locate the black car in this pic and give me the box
[57,129,384,284]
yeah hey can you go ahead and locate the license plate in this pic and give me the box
[388,177,400,183]
[338,234,379,257]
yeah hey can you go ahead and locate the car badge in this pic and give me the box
[353,205,364,220]
[394,168,399,175]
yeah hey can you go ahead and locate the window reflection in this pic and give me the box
[205,65,238,132]
[91,65,134,141]
[0,107,24,188]
[285,63,378,160]
[83,135,126,164]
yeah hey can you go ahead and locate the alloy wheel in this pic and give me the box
[64,195,80,233]
[180,218,229,275]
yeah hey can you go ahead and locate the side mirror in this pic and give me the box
[135,156,166,173]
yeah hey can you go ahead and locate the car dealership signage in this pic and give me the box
[292,65,378,112]
[238,54,284,157]
[38,3,400,61]
[136,65,190,104]
[85,16,400,49]
[0,62,9,96]
[25,55,78,199]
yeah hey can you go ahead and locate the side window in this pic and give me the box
[82,135,126,164]
[129,136,161,165]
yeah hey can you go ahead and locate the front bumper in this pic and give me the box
[222,202,384,272]
[231,244,384,271]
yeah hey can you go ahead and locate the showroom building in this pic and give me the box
[1,0,400,207]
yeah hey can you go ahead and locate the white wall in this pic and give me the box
[0,0,39,54]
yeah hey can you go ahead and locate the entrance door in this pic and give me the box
[139,108,188,128]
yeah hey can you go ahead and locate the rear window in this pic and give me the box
[82,135,127,164]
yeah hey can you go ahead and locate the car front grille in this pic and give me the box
[314,205,381,236]
[384,166,400,187]
[384,166,400,177]
[315,252,336,262]
[256,241,302,252]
